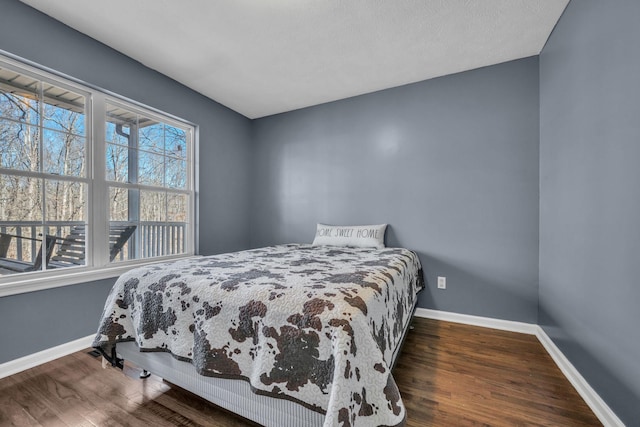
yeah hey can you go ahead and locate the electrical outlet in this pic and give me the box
[437,276,446,289]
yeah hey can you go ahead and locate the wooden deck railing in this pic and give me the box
[0,221,187,269]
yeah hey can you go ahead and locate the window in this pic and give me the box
[0,56,194,284]
[105,102,191,261]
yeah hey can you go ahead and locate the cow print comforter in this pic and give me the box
[93,244,424,427]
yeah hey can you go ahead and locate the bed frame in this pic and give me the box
[113,301,419,427]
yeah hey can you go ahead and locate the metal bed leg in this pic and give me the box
[140,370,151,379]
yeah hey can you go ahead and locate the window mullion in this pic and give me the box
[191,127,198,255]
[38,81,46,271]
[91,93,109,267]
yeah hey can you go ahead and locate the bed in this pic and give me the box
[93,243,424,427]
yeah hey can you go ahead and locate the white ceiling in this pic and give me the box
[21,0,568,119]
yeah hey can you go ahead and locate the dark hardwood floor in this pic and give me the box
[0,318,602,426]
[397,318,601,426]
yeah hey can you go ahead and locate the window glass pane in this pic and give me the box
[0,225,44,267]
[45,180,86,222]
[109,187,129,221]
[0,120,39,172]
[165,157,186,189]
[111,231,134,263]
[46,224,86,268]
[167,193,187,222]
[105,121,132,146]
[105,103,135,147]
[0,174,42,221]
[164,222,186,256]
[138,151,164,186]
[43,130,85,177]
[41,83,85,135]
[138,120,163,154]
[47,224,84,241]
[0,71,39,124]
[106,143,129,182]
[166,125,186,159]
[140,190,166,222]
[110,185,137,263]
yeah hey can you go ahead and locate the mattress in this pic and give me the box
[116,295,416,427]
[117,341,326,426]
[94,244,424,426]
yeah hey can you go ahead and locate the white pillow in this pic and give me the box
[312,223,387,249]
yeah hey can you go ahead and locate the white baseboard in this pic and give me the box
[0,335,94,380]
[414,308,624,427]
[414,308,539,335]
[535,327,625,427]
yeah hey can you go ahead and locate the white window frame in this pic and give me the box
[0,54,197,297]
[102,97,195,263]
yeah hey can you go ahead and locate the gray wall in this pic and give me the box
[0,278,116,362]
[0,0,252,363]
[251,57,540,323]
[539,0,640,424]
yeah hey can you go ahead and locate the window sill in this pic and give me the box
[0,254,200,297]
